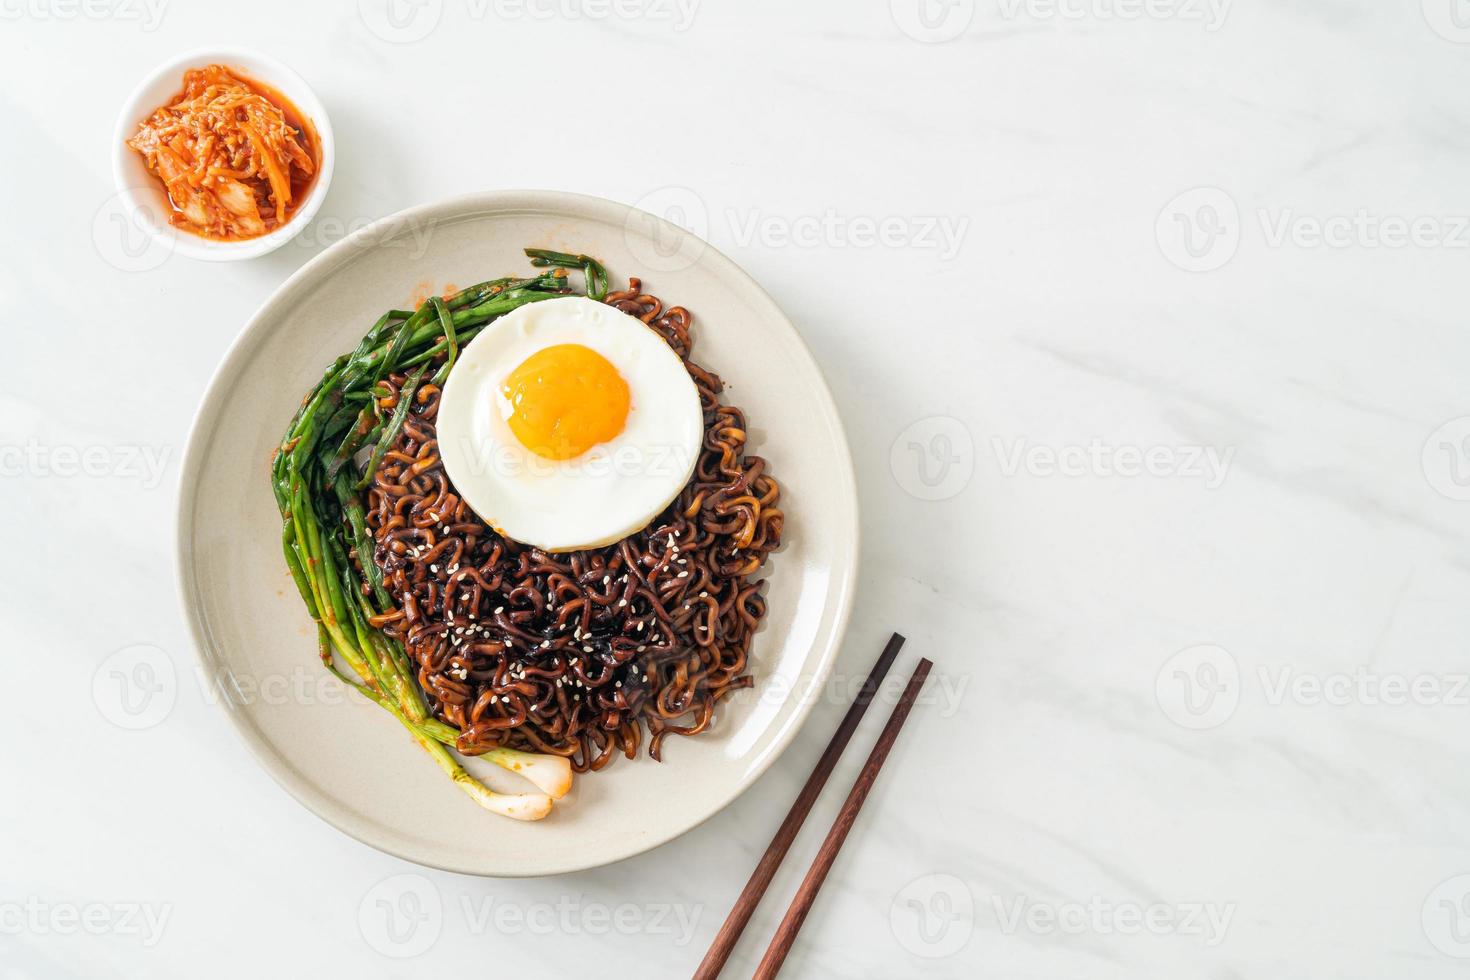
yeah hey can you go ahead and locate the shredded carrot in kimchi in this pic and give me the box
[126,65,317,241]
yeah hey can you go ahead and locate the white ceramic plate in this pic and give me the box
[175,191,857,876]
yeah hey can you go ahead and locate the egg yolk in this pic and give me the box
[500,344,631,460]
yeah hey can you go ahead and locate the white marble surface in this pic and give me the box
[4,1,1470,976]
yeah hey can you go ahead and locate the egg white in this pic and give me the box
[437,295,704,552]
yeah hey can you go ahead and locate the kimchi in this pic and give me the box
[126,65,317,241]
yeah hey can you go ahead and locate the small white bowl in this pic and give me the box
[111,48,335,262]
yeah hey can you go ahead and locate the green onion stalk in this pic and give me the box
[271,249,608,819]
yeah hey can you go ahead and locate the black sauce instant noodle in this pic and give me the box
[363,280,783,773]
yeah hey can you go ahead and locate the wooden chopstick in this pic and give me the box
[692,633,907,980]
[752,657,935,980]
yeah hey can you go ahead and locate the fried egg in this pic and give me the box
[437,295,703,552]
